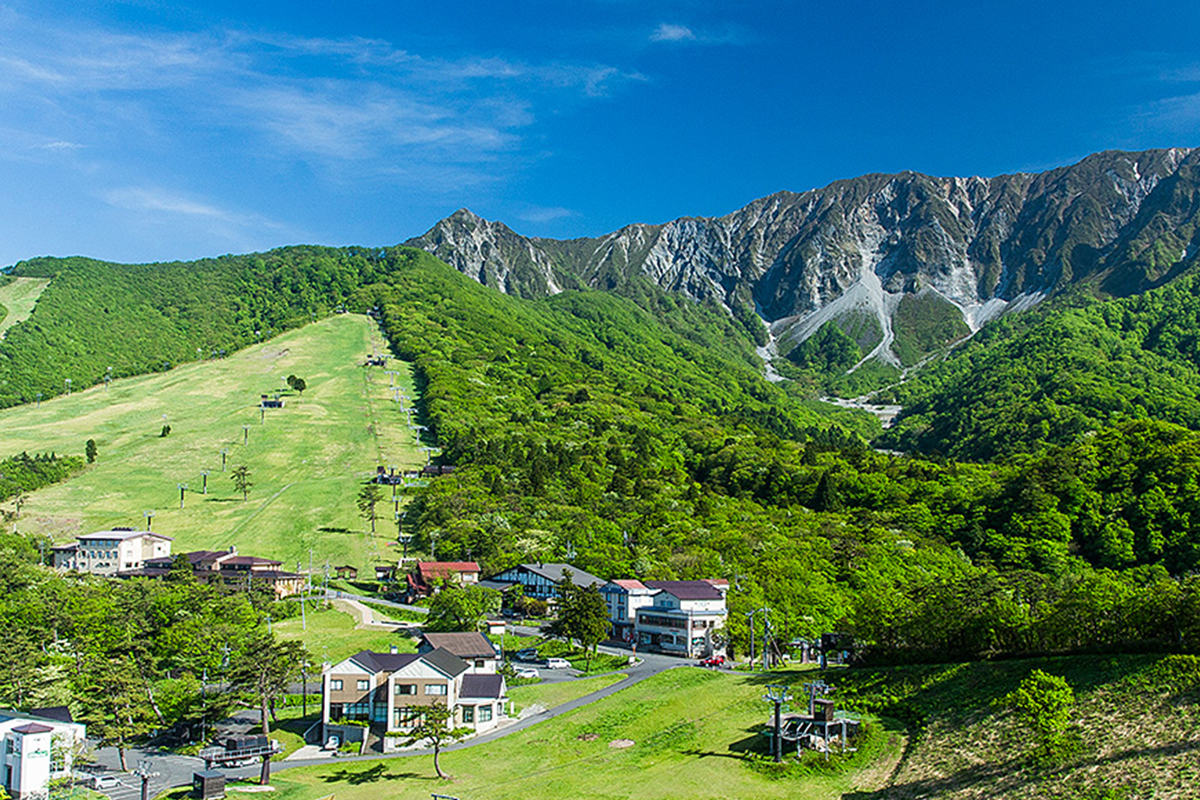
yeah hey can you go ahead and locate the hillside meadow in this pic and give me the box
[243,667,892,800]
[0,313,423,572]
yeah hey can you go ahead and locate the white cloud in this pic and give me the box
[0,10,644,185]
[517,206,578,224]
[650,23,696,42]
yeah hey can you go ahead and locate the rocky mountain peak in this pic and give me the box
[406,148,1200,370]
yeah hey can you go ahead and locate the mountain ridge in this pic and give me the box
[406,147,1200,369]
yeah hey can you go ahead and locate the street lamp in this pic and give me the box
[133,759,160,800]
[243,425,250,445]
[64,378,72,395]
[220,448,229,471]
[178,484,188,509]
[200,470,209,494]
[144,510,155,530]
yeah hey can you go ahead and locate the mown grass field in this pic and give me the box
[0,313,424,572]
[507,672,627,714]
[255,668,883,800]
[0,276,51,338]
[273,603,417,664]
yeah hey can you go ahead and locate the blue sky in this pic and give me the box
[1,0,1199,266]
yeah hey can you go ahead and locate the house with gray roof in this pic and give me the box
[321,645,509,746]
[485,562,605,602]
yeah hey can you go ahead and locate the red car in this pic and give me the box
[698,656,725,668]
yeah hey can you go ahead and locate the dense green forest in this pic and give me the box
[881,269,1200,459]
[6,247,1200,665]
[0,535,308,763]
[340,250,1200,662]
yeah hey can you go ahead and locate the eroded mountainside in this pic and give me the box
[408,148,1200,368]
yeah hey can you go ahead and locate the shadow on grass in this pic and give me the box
[204,497,241,503]
[843,736,1200,800]
[319,764,432,785]
[319,526,353,534]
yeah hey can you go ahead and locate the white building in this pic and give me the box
[51,528,172,576]
[634,580,729,659]
[0,710,87,800]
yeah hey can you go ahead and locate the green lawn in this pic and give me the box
[273,604,416,665]
[501,634,631,675]
[262,668,879,800]
[0,276,51,339]
[0,314,424,572]
[507,673,626,714]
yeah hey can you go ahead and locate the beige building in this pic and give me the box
[322,647,508,749]
[51,528,172,576]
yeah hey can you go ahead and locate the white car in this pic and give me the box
[90,775,124,790]
[515,667,540,679]
[545,657,571,669]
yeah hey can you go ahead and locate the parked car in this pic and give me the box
[514,648,539,662]
[515,667,540,679]
[698,656,726,668]
[90,775,124,790]
[545,657,571,669]
[323,735,340,751]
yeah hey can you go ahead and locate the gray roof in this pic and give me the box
[419,632,498,660]
[12,722,54,734]
[351,651,419,673]
[348,647,469,678]
[422,647,469,678]
[501,563,605,588]
[644,580,723,601]
[460,674,505,700]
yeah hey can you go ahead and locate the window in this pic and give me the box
[425,684,447,696]
[394,708,424,728]
[478,705,493,722]
[474,660,485,668]
[461,706,474,723]
[395,683,416,695]
[330,679,343,691]
[356,679,370,692]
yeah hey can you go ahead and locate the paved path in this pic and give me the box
[331,597,419,631]
[323,588,428,616]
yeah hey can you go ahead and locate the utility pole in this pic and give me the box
[299,562,307,631]
[144,510,155,530]
[221,448,229,471]
[178,484,188,509]
[243,425,250,445]
[200,470,209,494]
[746,609,757,670]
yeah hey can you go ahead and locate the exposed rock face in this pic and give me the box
[406,148,1200,365]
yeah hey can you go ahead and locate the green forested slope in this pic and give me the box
[881,270,1200,459]
[0,249,381,407]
